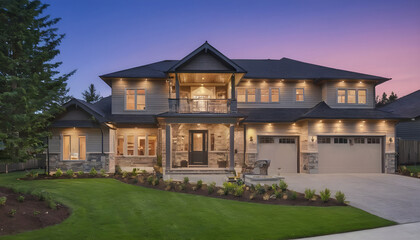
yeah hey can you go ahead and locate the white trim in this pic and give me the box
[295,88,305,102]
[124,88,147,111]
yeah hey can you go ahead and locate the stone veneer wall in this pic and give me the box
[301,152,318,174]
[384,153,396,173]
[48,153,113,172]
[115,156,156,169]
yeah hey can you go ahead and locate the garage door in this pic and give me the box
[318,136,382,173]
[258,136,298,174]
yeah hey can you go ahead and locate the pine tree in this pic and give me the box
[0,0,74,164]
[82,84,102,103]
[388,91,398,103]
[375,91,398,107]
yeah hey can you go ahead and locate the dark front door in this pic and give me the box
[189,130,208,166]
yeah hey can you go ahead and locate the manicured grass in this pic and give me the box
[405,165,420,174]
[0,172,395,240]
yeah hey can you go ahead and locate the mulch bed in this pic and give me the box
[0,187,70,236]
[115,174,346,207]
[21,173,111,180]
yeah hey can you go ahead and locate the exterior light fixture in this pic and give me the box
[268,123,272,126]
[389,137,393,143]
[197,123,200,126]
[292,123,296,126]
[359,81,362,83]
[202,77,205,80]
[338,120,342,123]
[311,136,315,142]
[249,136,253,142]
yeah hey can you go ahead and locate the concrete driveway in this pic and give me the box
[282,173,420,224]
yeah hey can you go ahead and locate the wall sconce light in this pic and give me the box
[249,136,253,142]
[311,136,316,142]
[389,137,393,143]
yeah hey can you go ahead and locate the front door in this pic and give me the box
[189,130,208,166]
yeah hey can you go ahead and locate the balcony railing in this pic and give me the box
[169,99,236,114]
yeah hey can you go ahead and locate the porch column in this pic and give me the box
[230,73,235,99]
[165,124,171,172]
[229,124,235,171]
[175,73,180,99]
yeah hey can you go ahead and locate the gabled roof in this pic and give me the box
[380,90,420,118]
[233,58,389,82]
[167,42,246,73]
[62,98,107,122]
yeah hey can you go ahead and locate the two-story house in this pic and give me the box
[48,42,404,178]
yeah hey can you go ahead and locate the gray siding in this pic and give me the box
[396,119,420,140]
[112,79,169,115]
[322,81,375,108]
[178,52,232,71]
[55,107,93,121]
[237,80,321,108]
[49,128,110,154]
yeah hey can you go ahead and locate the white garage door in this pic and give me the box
[258,136,298,174]
[318,136,382,173]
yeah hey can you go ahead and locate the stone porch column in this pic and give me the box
[165,124,171,172]
[229,124,235,171]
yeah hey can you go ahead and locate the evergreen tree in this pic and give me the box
[82,84,102,103]
[0,0,74,164]
[375,91,398,107]
[388,91,398,103]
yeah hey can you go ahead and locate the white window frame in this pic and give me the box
[347,89,357,104]
[117,134,157,157]
[295,88,305,102]
[260,88,270,103]
[125,88,147,111]
[337,89,347,104]
[270,88,280,102]
[236,88,257,103]
[337,88,368,105]
[357,89,367,105]
[62,134,87,161]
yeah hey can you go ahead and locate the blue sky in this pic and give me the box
[44,0,420,98]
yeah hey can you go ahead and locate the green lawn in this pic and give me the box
[0,172,394,240]
[405,165,420,174]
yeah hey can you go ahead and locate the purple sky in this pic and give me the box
[44,0,420,99]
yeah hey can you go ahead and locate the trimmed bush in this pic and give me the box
[289,191,297,200]
[54,168,63,177]
[274,190,282,199]
[17,195,25,202]
[9,209,16,217]
[304,188,316,200]
[147,176,154,185]
[89,167,97,176]
[179,183,186,191]
[196,180,203,190]
[26,170,39,178]
[115,165,122,175]
[233,185,244,197]
[77,171,84,176]
[279,180,288,192]
[122,171,129,178]
[255,184,265,195]
[66,169,74,177]
[320,188,331,202]
[0,196,6,206]
[335,191,346,204]
[100,169,107,177]
[183,177,189,184]
[207,182,216,194]
[131,168,138,176]
[153,177,160,186]
[222,182,235,195]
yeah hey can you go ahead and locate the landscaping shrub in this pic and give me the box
[222,182,235,195]
[9,209,16,217]
[304,188,316,200]
[33,210,40,216]
[147,176,154,185]
[47,200,57,210]
[196,180,203,190]
[54,168,63,177]
[153,177,159,186]
[115,165,122,175]
[100,169,107,177]
[156,155,162,167]
[255,184,265,195]
[66,169,74,177]
[164,179,174,190]
[179,183,186,191]
[183,177,189,184]
[217,189,225,196]
[233,185,244,197]
[131,168,138,177]
[77,171,84,176]
[89,167,97,176]
[133,178,139,184]
[141,170,147,174]
[249,192,257,200]
[26,170,39,179]
[0,196,6,206]
[236,178,244,186]
[122,171,129,178]
[274,190,282,199]
[289,191,297,200]
[17,195,25,202]
[320,188,331,202]
[279,180,288,192]
[207,182,216,194]
[272,183,278,191]
[335,191,346,204]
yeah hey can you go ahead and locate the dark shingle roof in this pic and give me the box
[51,120,100,128]
[99,58,389,84]
[380,90,420,118]
[300,102,405,120]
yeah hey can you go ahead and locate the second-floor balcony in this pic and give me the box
[169,99,236,114]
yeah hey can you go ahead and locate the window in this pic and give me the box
[337,90,346,103]
[247,89,256,102]
[296,88,304,101]
[259,136,274,143]
[237,89,246,102]
[334,137,348,144]
[148,135,157,156]
[354,137,365,144]
[126,89,146,110]
[318,137,331,144]
[367,137,380,144]
[271,88,279,102]
[358,90,367,104]
[127,135,134,155]
[348,90,356,104]
[261,89,269,102]
[117,135,124,155]
[63,135,71,160]
[278,138,295,144]
[137,136,146,156]
[79,136,86,160]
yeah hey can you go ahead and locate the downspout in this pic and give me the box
[243,124,247,166]
[46,136,50,175]
[99,125,104,154]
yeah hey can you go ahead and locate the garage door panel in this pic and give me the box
[318,137,382,173]
[258,137,297,174]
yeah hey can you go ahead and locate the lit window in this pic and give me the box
[63,135,86,160]
[358,90,367,104]
[271,88,279,102]
[261,89,269,102]
[237,89,246,102]
[63,135,71,160]
[337,90,346,103]
[138,136,146,156]
[296,88,304,101]
[117,135,124,155]
[127,135,134,155]
[348,90,356,104]
[79,136,86,160]
[148,135,157,156]
[126,89,146,110]
[247,89,256,102]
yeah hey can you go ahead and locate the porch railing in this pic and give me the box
[169,99,235,113]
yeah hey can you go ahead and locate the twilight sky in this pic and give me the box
[44,0,420,99]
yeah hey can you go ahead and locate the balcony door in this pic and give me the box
[189,130,208,166]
